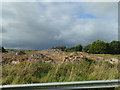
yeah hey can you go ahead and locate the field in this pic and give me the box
[1,49,119,85]
[91,54,120,59]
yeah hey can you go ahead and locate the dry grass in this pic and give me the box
[91,54,120,59]
[2,58,118,85]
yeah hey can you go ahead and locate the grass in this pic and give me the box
[6,49,37,53]
[2,57,119,85]
[91,54,120,59]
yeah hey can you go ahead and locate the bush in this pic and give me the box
[83,40,110,54]
[90,40,109,54]
[65,44,83,52]
[52,46,66,51]
[109,41,120,54]
[0,46,7,53]
[82,44,92,53]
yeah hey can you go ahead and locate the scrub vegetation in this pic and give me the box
[1,40,119,85]
[2,58,118,85]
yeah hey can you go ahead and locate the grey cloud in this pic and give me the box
[2,2,118,49]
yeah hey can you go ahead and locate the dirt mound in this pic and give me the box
[29,53,55,63]
[1,49,119,65]
[1,52,29,64]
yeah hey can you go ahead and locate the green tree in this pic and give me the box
[65,44,83,52]
[82,44,92,53]
[109,41,120,54]
[90,40,109,54]
[83,40,109,54]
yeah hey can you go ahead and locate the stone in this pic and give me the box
[16,51,26,55]
[111,58,118,63]
[11,61,20,64]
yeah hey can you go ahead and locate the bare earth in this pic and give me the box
[1,49,119,65]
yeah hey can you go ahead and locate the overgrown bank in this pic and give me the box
[2,59,118,85]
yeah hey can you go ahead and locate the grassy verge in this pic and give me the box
[6,49,37,53]
[91,54,120,59]
[2,58,118,85]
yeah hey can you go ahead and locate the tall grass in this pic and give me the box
[2,59,118,85]
[91,54,120,59]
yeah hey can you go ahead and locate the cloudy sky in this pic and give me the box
[2,2,118,50]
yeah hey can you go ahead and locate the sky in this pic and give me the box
[1,2,118,50]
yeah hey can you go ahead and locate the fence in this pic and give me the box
[0,79,119,90]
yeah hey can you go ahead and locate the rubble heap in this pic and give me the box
[1,49,119,65]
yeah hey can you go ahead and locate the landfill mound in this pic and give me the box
[1,49,119,65]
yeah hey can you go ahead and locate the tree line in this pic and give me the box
[1,40,120,54]
[52,40,120,54]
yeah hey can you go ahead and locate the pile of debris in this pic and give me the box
[1,49,119,65]
[105,58,119,64]
[2,52,29,65]
[29,53,54,63]
[63,52,84,63]
[40,49,63,55]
